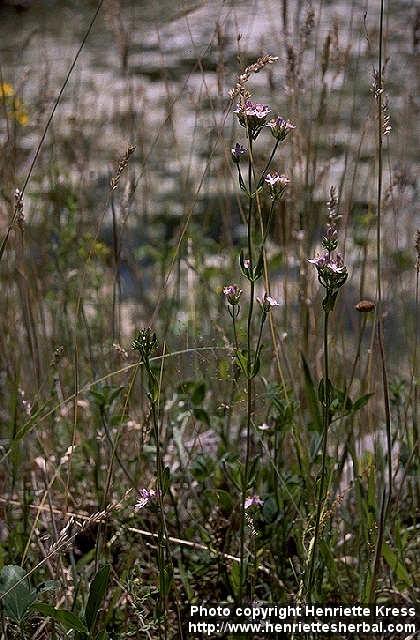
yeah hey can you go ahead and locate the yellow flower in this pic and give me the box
[0,82,29,126]
[0,83,14,98]
[14,109,29,125]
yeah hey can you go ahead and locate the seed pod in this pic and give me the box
[355,300,375,313]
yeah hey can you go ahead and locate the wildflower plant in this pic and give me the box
[307,186,348,599]
[132,328,175,633]
[224,81,294,598]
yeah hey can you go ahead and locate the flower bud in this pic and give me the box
[231,142,247,163]
[355,300,375,313]
[322,225,338,251]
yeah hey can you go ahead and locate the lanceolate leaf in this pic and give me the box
[382,542,412,588]
[301,354,322,432]
[85,565,111,631]
[32,602,88,633]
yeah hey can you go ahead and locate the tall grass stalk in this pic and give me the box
[374,0,393,502]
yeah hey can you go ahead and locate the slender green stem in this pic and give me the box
[307,309,330,600]
[239,137,255,600]
[261,199,277,248]
[229,306,240,352]
[258,140,280,188]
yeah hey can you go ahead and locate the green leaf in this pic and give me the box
[193,407,210,426]
[162,466,171,496]
[254,252,264,280]
[108,385,124,405]
[301,354,322,432]
[159,565,173,599]
[322,289,339,313]
[382,542,412,587]
[191,454,215,482]
[110,414,128,426]
[0,565,37,622]
[215,489,233,511]
[251,354,261,379]
[319,539,338,582]
[229,558,247,597]
[317,378,332,403]
[229,562,241,598]
[262,496,279,523]
[89,388,106,411]
[177,559,193,601]
[352,393,374,412]
[191,381,206,405]
[235,349,249,377]
[32,602,88,633]
[84,565,111,631]
[221,455,242,491]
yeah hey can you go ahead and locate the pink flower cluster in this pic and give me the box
[135,488,158,511]
[266,116,296,141]
[223,284,242,305]
[245,495,264,509]
[264,172,290,188]
[234,100,271,139]
[308,252,346,274]
[235,100,271,120]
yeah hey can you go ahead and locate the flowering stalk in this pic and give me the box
[307,187,348,599]
[225,98,293,599]
[132,329,174,637]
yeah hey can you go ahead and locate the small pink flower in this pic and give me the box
[135,488,157,511]
[308,252,328,268]
[308,252,347,276]
[234,100,271,139]
[329,253,346,273]
[223,284,242,305]
[234,100,271,119]
[257,292,280,312]
[245,495,264,510]
[264,172,290,188]
[266,116,296,141]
